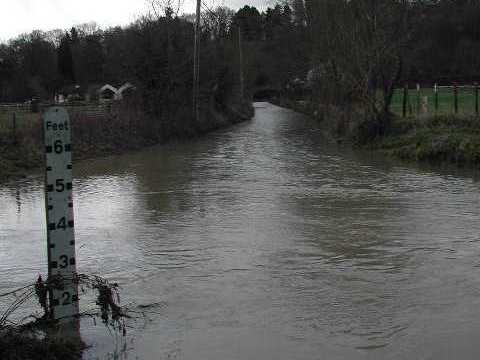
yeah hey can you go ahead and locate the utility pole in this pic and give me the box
[238,26,245,101]
[193,0,201,122]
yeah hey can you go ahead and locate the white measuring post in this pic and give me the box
[43,107,79,320]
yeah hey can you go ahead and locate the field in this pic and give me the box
[390,86,479,116]
[0,107,42,147]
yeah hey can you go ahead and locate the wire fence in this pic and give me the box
[0,102,114,147]
[391,83,480,117]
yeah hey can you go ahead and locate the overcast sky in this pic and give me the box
[0,0,271,42]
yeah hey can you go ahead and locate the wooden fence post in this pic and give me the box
[12,112,17,145]
[402,84,408,118]
[475,82,479,117]
[453,82,458,114]
[416,83,421,116]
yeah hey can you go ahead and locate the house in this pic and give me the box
[98,83,136,102]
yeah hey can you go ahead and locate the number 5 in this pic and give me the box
[56,179,65,192]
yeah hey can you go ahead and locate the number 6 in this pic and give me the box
[54,140,63,154]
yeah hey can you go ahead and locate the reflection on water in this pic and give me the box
[2,103,480,359]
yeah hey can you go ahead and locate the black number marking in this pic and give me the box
[54,140,63,154]
[59,255,68,268]
[55,179,65,192]
[57,217,66,230]
[62,291,71,305]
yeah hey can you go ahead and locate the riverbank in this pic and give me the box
[369,114,480,166]
[5,102,480,358]
[270,97,320,119]
[0,327,83,360]
[0,100,254,182]
[274,97,480,168]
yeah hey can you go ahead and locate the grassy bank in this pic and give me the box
[272,96,480,168]
[370,114,480,165]
[0,100,254,182]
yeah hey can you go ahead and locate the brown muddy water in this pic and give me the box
[2,103,480,359]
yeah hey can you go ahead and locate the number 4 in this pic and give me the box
[57,217,66,230]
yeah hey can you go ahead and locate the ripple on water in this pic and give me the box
[3,103,480,359]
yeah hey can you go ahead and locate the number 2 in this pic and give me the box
[62,291,71,305]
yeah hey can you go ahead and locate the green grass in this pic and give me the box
[390,87,479,116]
[370,112,480,166]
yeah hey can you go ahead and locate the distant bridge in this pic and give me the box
[253,84,312,102]
[253,86,281,101]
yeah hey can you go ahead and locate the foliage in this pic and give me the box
[0,273,136,360]
[0,273,145,359]
[0,8,254,151]
[300,0,480,140]
[0,3,311,107]
[0,328,84,360]
[0,274,128,328]
[405,1,480,83]
[373,113,480,164]
[3,1,479,145]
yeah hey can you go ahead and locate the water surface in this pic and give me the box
[2,103,480,359]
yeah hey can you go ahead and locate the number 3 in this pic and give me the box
[59,255,68,268]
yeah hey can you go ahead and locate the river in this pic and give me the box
[2,102,480,359]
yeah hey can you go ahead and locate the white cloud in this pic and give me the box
[0,0,271,42]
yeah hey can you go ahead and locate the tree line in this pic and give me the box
[304,0,480,83]
[1,1,480,111]
[0,3,296,102]
[296,0,480,140]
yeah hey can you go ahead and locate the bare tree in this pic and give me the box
[202,6,235,40]
[74,22,101,36]
[148,0,185,18]
[307,0,412,137]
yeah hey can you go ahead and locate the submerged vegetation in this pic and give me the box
[0,273,133,360]
[0,327,84,360]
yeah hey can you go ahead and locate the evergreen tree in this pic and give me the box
[57,33,75,83]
